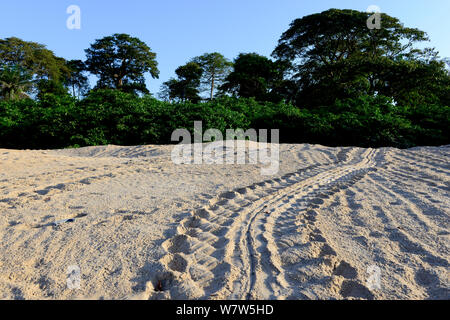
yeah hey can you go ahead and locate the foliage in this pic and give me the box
[0,37,70,81]
[160,62,203,103]
[0,65,33,100]
[65,60,90,99]
[0,90,448,150]
[220,53,286,102]
[0,12,449,150]
[191,52,233,100]
[85,33,159,95]
[272,9,448,108]
[0,37,70,98]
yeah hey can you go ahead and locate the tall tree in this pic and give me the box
[0,37,69,80]
[0,37,70,98]
[158,78,178,102]
[0,65,33,100]
[220,53,285,102]
[65,60,89,99]
[191,52,232,100]
[160,62,203,103]
[272,9,447,108]
[85,33,159,95]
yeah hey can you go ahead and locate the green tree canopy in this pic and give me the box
[85,33,159,95]
[65,60,90,99]
[0,37,70,81]
[0,37,70,99]
[220,53,286,102]
[272,9,449,108]
[0,65,33,100]
[35,79,70,101]
[191,52,233,100]
[160,62,203,103]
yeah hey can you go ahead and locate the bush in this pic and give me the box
[0,90,448,149]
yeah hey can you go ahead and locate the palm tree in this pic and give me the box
[0,65,33,100]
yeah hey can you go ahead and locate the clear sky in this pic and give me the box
[1,0,449,95]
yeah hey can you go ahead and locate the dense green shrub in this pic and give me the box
[0,89,448,149]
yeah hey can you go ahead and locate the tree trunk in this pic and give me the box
[210,76,215,100]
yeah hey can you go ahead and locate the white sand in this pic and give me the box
[0,143,448,300]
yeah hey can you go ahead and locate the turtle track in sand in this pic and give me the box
[156,147,382,299]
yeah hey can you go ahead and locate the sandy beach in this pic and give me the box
[0,143,448,300]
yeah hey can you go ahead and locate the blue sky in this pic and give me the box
[1,0,449,95]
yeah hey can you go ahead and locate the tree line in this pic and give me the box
[0,9,449,149]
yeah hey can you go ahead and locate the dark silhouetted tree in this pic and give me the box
[160,62,203,103]
[220,53,285,102]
